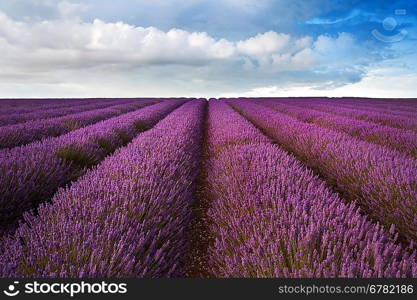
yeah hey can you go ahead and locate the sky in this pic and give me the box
[0,0,416,98]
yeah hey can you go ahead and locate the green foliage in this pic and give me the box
[134,121,149,132]
[95,138,115,154]
[56,147,96,168]
[113,130,131,146]
[62,120,82,130]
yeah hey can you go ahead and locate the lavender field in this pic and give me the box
[0,97,416,278]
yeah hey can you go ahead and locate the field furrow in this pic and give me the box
[0,99,186,235]
[0,99,158,149]
[287,98,417,118]
[0,97,416,279]
[256,100,417,158]
[276,100,417,132]
[202,100,416,277]
[0,99,205,278]
[0,98,150,126]
[279,98,417,115]
[229,100,417,245]
[0,99,107,115]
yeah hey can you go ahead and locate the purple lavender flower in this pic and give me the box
[204,100,416,278]
[0,99,187,235]
[0,99,204,278]
[229,99,417,245]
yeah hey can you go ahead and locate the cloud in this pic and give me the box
[221,71,417,98]
[0,8,387,97]
[237,32,291,56]
[305,9,363,25]
[1,0,345,41]
[0,12,235,71]
[235,31,371,75]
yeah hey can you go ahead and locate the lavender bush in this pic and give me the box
[280,99,417,132]
[257,100,417,158]
[229,99,417,245]
[0,97,415,279]
[0,99,186,235]
[0,99,205,277]
[0,98,151,126]
[204,100,416,277]
[0,99,157,149]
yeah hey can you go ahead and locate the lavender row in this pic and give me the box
[0,98,161,121]
[327,102,417,118]
[0,99,70,109]
[0,99,186,235]
[276,99,417,132]
[288,97,417,113]
[328,98,417,111]
[263,97,417,117]
[285,97,417,109]
[0,98,144,126]
[0,99,204,278]
[257,100,417,158]
[0,99,100,115]
[204,100,416,277]
[229,100,417,245]
[280,98,417,119]
[0,100,156,149]
[275,97,417,117]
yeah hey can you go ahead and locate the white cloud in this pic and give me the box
[0,11,365,73]
[234,31,368,74]
[313,33,367,65]
[0,8,392,97]
[237,31,291,56]
[0,12,236,72]
[220,69,417,98]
